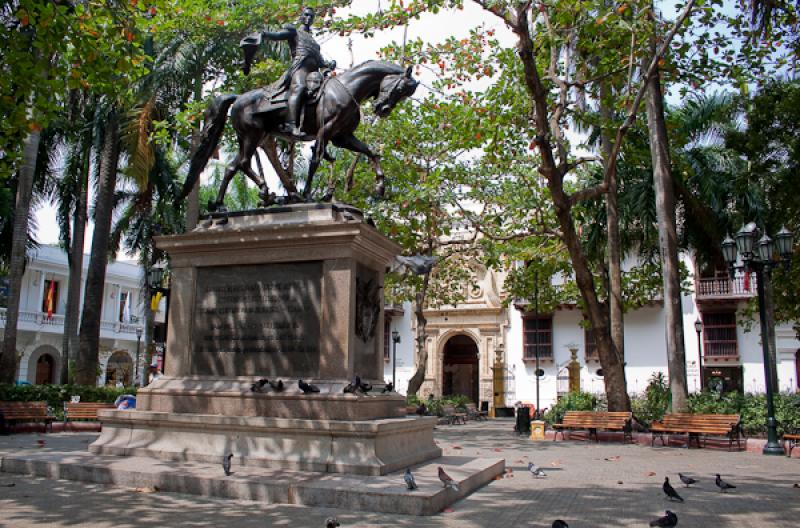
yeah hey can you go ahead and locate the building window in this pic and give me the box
[118,291,131,322]
[523,315,553,360]
[41,280,59,314]
[384,320,391,362]
[702,311,738,358]
[584,327,598,362]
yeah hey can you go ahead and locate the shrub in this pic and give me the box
[405,394,474,416]
[0,384,137,420]
[688,390,800,437]
[630,372,671,426]
[543,391,597,425]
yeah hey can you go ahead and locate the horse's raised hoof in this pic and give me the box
[374,182,386,198]
[259,190,276,207]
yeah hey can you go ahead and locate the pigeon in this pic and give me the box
[552,521,569,528]
[662,477,684,502]
[393,255,439,275]
[359,381,373,393]
[438,466,460,491]
[649,510,678,527]
[298,379,320,394]
[324,518,340,528]
[343,382,357,394]
[382,382,394,393]
[404,468,418,490]
[222,453,233,476]
[268,379,284,392]
[528,462,547,478]
[715,474,736,492]
[250,379,268,392]
[678,473,697,487]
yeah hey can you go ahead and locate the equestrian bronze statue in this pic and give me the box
[182,8,418,211]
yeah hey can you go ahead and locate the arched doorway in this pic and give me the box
[105,351,133,386]
[35,354,55,385]
[442,334,479,404]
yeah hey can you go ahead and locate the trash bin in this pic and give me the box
[515,406,531,435]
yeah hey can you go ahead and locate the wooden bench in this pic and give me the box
[650,413,742,450]
[552,411,633,442]
[465,403,488,421]
[441,404,467,425]
[783,428,799,457]
[64,402,116,422]
[0,401,54,433]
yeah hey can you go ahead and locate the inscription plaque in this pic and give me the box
[191,262,321,377]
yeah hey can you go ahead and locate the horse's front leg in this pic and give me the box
[304,137,329,200]
[332,134,384,197]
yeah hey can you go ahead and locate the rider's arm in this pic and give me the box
[261,25,296,42]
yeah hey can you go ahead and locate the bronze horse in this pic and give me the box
[183,60,418,209]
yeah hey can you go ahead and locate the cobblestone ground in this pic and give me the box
[0,420,798,527]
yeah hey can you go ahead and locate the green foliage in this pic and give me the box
[405,393,473,416]
[630,372,671,425]
[0,383,136,419]
[543,392,598,425]
[688,391,800,437]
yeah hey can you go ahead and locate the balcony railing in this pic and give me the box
[0,308,139,337]
[696,274,757,299]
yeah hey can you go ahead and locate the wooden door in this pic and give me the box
[35,354,54,385]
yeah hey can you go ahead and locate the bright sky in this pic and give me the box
[32,0,696,255]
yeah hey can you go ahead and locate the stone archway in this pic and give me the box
[442,334,479,404]
[26,345,62,385]
[105,350,133,387]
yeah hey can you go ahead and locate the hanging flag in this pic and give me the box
[45,280,55,320]
[743,272,750,292]
[150,291,162,312]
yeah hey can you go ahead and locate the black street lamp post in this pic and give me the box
[694,318,704,391]
[135,326,143,386]
[147,265,170,374]
[722,223,794,456]
[391,330,400,389]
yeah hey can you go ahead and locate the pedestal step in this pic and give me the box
[0,449,504,516]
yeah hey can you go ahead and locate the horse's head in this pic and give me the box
[373,66,418,118]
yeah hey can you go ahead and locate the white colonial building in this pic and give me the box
[0,245,147,386]
[384,254,800,413]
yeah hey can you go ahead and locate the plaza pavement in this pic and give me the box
[0,419,798,527]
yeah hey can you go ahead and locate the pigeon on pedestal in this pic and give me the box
[222,453,233,476]
[404,468,418,490]
[268,379,284,392]
[382,382,394,393]
[298,379,320,394]
[438,467,460,491]
[552,521,569,528]
[250,379,268,392]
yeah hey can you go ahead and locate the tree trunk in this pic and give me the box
[548,175,630,411]
[0,130,40,383]
[406,275,431,396]
[644,53,689,412]
[75,109,120,386]
[60,133,90,385]
[185,74,203,230]
[600,84,626,370]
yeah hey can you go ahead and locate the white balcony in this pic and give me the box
[0,308,140,340]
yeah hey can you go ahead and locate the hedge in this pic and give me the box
[0,384,137,420]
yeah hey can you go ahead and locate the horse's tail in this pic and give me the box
[179,94,238,202]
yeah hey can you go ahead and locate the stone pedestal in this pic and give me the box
[91,204,441,474]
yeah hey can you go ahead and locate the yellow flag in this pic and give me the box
[150,291,162,312]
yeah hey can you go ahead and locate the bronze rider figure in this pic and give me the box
[240,7,336,139]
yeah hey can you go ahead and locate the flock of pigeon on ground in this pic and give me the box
[243,376,741,526]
